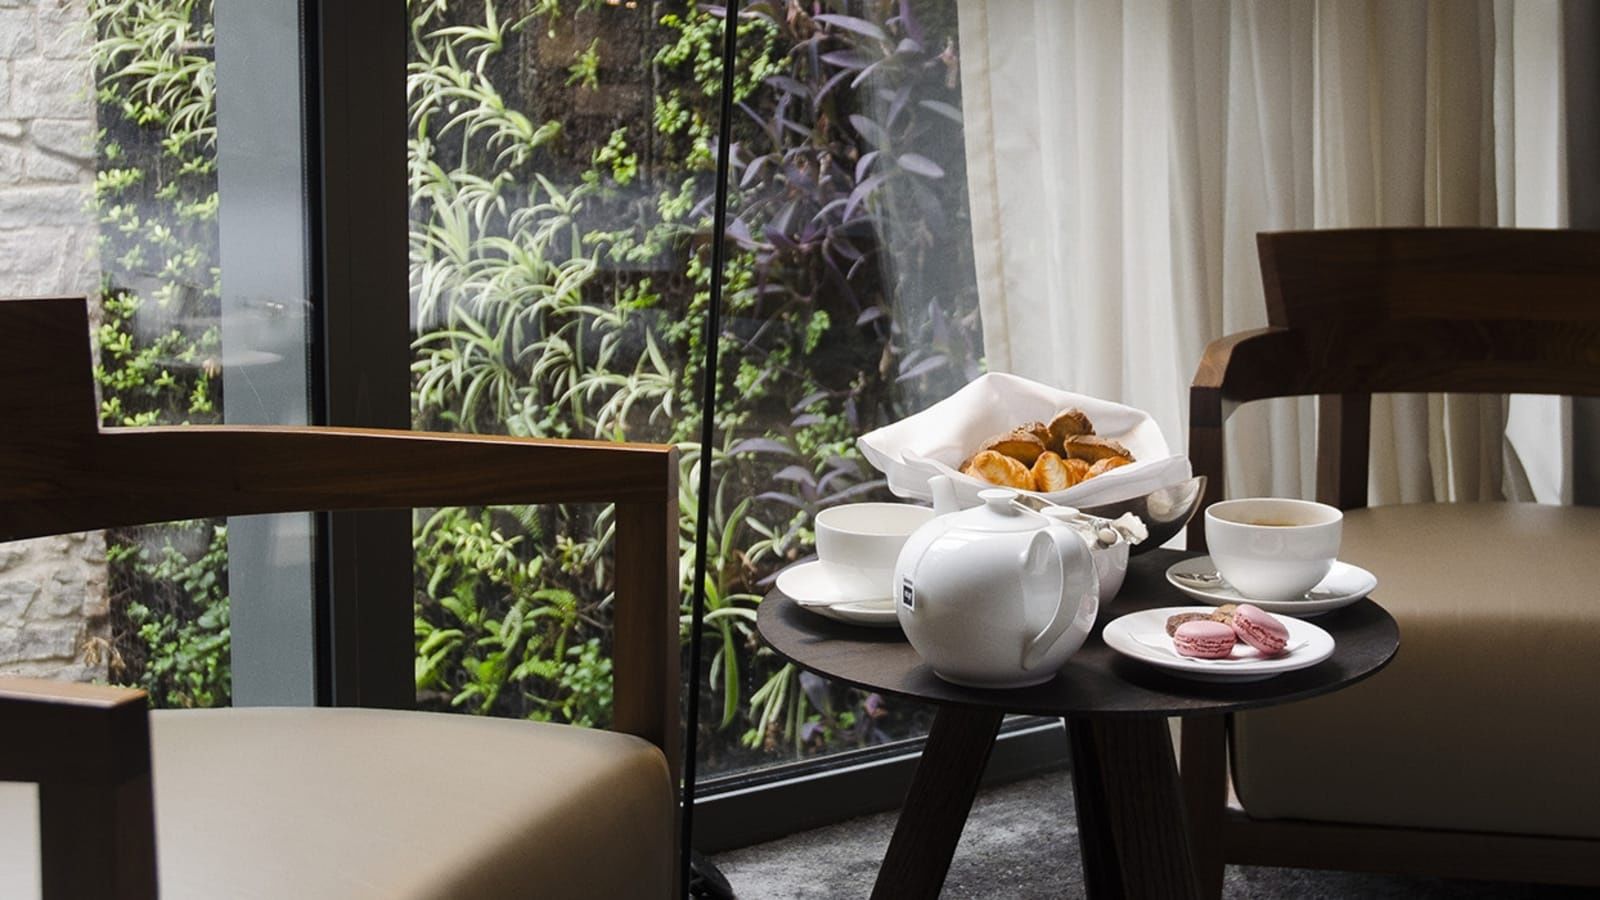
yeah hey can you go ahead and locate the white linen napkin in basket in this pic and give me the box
[857,373,1192,508]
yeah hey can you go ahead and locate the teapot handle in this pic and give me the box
[1020,526,1100,671]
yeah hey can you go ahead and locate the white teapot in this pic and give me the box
[893,479,1100,688]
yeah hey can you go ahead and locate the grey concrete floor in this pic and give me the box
[712,770,1600,899]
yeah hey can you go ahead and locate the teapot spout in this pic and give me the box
[929,475,961,516]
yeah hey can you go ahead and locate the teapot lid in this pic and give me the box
[947,489,1049,533]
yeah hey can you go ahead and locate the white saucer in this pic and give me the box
[1165,556,1376,616]
[774,561,900,628]
[1102,606,1335,682]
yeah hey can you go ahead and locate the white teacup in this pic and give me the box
[815,503,936,601]
[1205,498,1342,602]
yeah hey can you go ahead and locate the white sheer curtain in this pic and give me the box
[957,0,1574,508]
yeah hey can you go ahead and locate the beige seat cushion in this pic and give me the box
[1,708,674,899]
[1232,502,1600,838]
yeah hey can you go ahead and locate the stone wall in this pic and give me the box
[0,0,109,681]
[0,0,97,297]
[0,535,110,681]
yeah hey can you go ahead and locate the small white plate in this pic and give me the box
[1102,606,1335,682]
[775,561,900,628]
[1164,556,1376,616]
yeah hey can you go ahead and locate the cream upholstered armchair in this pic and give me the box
[1181,228,1600,895]
[0,296,681,899]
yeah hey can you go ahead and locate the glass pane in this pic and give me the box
[403,0,980,780]
[0,0,314,706]
[709,2,978,775]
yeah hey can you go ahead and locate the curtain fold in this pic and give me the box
[959,0,1572,515]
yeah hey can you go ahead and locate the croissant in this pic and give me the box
[1088,455,1133,477]
[1031,451,1071,492]
[979,430,1047,466]
[1063,434,1133,463]
[963,450,1035,491]
[1062,457,1092,487]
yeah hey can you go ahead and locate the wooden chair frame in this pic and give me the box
[1182,228,1600,895]
[0,297,681,898]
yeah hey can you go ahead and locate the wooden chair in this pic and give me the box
[0,296,681,899]
[1181,228,1600,896]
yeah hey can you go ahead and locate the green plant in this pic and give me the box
[413,505,618,725]
[566,37,601,89]
[108,523,231,708]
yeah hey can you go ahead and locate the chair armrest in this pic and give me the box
[1190,327,1298,401]
[1188,327,1299,549]
[2,424,683,781]
[0,678,149,785]
[7,425,677,540]
[0,678,157,899]
[96,426,675,533]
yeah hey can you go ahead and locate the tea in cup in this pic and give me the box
[815,502,936,601]
[1204,498,1342,602]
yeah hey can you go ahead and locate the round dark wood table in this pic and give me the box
[756,548,1399,900]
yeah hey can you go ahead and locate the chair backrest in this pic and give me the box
[0,298,103,529]
[1260,228,1600,327]
[1256,228,1600,399]
[1189,228,1600,528]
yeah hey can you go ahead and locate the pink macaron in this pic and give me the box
[1231,604,1289,656]
[1172,620,1237,659]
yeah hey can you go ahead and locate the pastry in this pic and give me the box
[958,408,1138,490]
[979,430,1047,466]
[1031,451,1071,492]
[1230,604,1289,656]
[1063,435,1133,463]
[962,450,1034,491]
[1164,612,1212,637]
[1172,620,1236,659]
[1047,407,1094,450]
[1088,455,1132,477]
[1062,457,1092,487]
[1209,603,1239,625]
[1019,420,1052,446]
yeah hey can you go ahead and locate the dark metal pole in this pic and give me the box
[682,0,743,893]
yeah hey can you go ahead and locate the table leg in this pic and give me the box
[1067,716,1202,900]
[1179,715,1228,899]
[870,706,1005,900]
